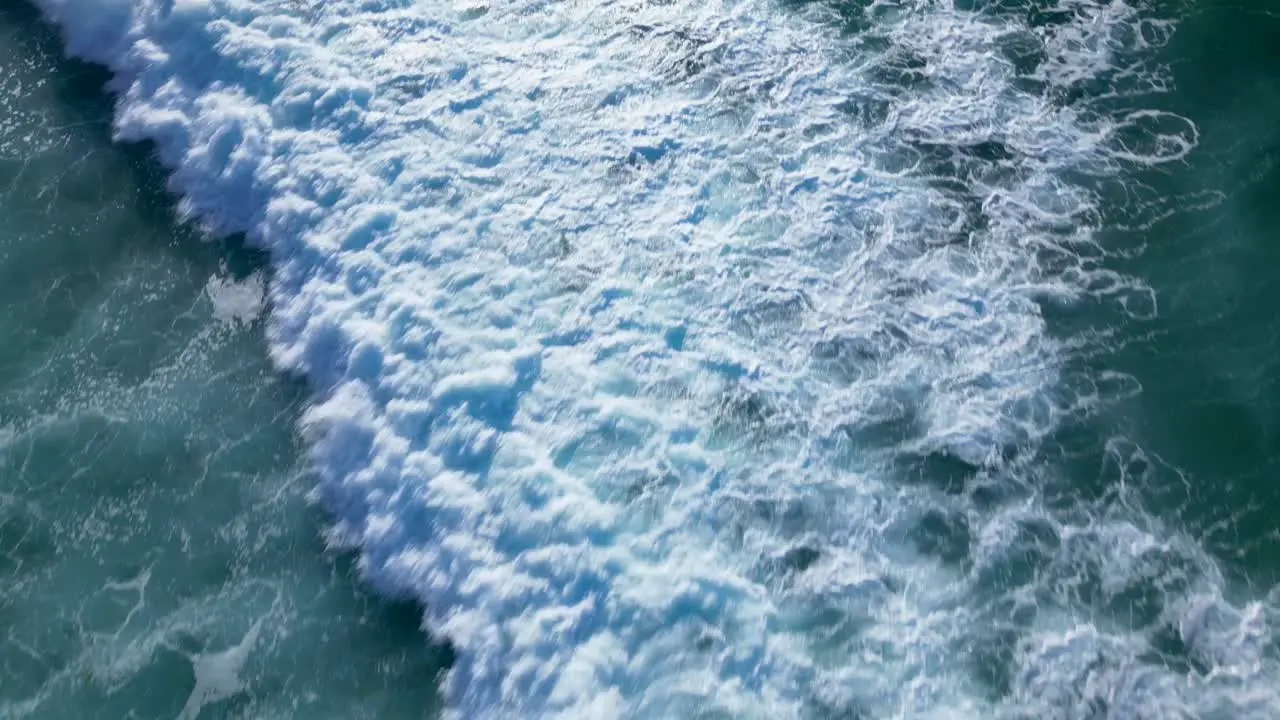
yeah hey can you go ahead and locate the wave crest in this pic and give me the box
[32,0,1273,717]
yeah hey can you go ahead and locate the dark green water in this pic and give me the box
[0,4,449,718]
[1081,0,1280,587]
[949,1,1280,703]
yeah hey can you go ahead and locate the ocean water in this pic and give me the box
[4,0,1280,718]
[0,4,450,718]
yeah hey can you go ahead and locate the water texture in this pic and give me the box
[10,0,1280,717]
[0,5,450,718]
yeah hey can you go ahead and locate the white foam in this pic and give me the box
[177,618,262,720]
[30,0,1279,717]
[206,267,265,325]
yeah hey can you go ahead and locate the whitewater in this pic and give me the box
[25,0,1280,717]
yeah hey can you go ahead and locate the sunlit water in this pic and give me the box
[4,0,1280,717]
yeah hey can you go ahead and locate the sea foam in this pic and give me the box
[29,0,1277,717]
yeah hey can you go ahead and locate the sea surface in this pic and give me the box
[0,4,450,718]
[2,0,1279,718]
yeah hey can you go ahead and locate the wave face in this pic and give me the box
[30,0,1276,717]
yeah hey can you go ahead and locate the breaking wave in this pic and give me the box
[30,0,1279,717]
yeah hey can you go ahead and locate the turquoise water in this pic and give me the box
[0,5,449,718]
[5,0,1280,717]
